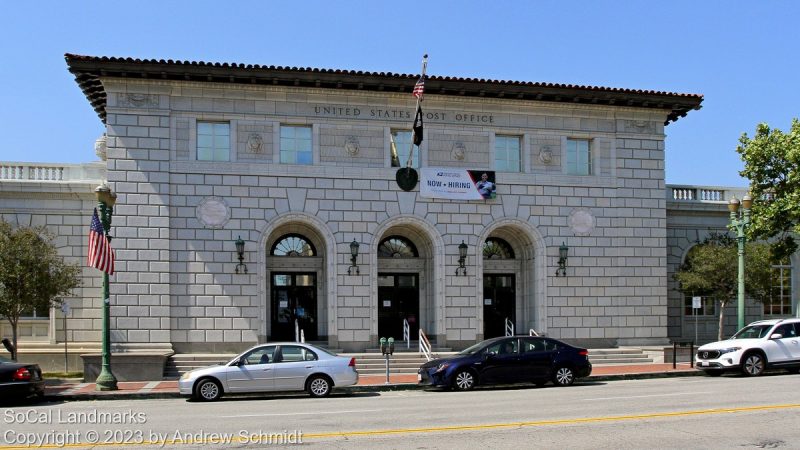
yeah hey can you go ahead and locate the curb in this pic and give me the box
[46,370,702,401]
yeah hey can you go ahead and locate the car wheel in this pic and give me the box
[741,353,766,376]
[704,371,723,377]
[452,370,476,391]
[553,366,575,386]
[195,378,222,402]
[307,375,332,397]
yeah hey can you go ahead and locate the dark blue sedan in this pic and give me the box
[418,336,591,390]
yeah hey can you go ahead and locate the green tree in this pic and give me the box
[0,220,81,360]
[737,118,800,260]
[674,233,774,341]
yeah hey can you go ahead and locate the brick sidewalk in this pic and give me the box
[43,363,699,398]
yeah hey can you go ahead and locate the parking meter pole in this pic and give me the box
[64,314,68,373]
[385,354,390,384]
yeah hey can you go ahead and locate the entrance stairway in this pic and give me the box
[162,346,653,379]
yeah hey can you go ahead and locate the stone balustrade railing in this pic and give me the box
[667,185,749,203]
[0,161,105,183]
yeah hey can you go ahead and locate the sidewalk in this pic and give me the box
[42,363,700,401]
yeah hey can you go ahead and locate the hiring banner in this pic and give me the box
[420,168,497,200]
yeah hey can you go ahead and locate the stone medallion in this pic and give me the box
[345,136,360,156]
[451,142,466,161]
[197,197,230,229]
[247,133,264,153]
[568,208,595,235]
[538,146,553,164]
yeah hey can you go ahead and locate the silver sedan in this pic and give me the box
[179,342,358,401]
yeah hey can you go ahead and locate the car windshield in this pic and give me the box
[457,341,488,355]
[731,324,774,340]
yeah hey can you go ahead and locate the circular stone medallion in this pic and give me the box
[197,197,230,229]
[568,208,595,235]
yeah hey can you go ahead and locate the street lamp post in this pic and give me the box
[95,184,118,391]
[728,194,752,331]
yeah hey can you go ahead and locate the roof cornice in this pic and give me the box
[65,54,703,125]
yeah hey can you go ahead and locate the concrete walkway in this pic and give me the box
[42,363,700,401]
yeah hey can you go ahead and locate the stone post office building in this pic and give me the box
[1,54,797,358]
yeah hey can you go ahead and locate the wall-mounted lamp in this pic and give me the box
[235,236,248,274]
[555,242,568,277]
[456,240,468,276]
[348,239,360,275]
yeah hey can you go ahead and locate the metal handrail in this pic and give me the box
[505,318,515,337]
[403,319,410,349]
[419,329,432,362]
[529,328,539,336]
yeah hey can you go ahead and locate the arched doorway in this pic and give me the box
[483,238,517,338]
[266,232,324,341]
[478,220,544,341]
[377,236,421,339]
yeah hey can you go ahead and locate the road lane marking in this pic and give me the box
[2,403,799,449]
[220,408,382,418]
[585,392,712,401]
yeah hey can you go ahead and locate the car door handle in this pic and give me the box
[305,365,313,369]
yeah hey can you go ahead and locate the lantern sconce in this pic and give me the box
[555,242,568,277]
[235,236,248,274]
[456,240,468,276]
[348,239,360,275]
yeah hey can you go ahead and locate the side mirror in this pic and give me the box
[235,358,246,366]
[770,333,783,340]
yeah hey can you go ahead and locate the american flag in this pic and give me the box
[412,76,425,99]
[87,208,114,275]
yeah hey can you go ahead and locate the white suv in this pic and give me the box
[695,318,800,376]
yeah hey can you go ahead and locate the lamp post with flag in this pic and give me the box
[90,184,118,391]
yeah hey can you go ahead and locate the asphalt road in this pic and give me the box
[3,373,800,449]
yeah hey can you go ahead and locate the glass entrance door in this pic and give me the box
[483,274,515,339]
[271,273,317,341]
[377,273,419,340]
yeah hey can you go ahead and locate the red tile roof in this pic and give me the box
[65,54,703,125]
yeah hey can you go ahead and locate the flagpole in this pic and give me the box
[406,54,428,168]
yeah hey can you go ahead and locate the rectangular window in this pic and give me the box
[566,138,591,175]
[765,262,792,315]
[390,130,419,168]
[197,122,230,161]
[20,303,50,318]
[494,135,521,172]
[280,125,313,165]
[684,295,715,316]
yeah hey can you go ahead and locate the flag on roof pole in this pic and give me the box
[412,106,424,146]
[412,75,425,100]
[87,208,114,275]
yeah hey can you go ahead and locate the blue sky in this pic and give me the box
[2,1,797,187]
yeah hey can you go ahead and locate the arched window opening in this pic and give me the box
[483,237,515,259]
[378,236,419,258]
[271,234,316,256]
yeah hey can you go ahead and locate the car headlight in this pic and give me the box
[180,371,192,380]
[435,363,450,373]
[718,347,741,355]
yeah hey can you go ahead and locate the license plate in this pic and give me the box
[417,373,422,382]
[700,361,708,366]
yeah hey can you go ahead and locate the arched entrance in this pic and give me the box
[377,236,421,339]
[265,228,327,342]
[483,238,517,338]
[477,220,545,340]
